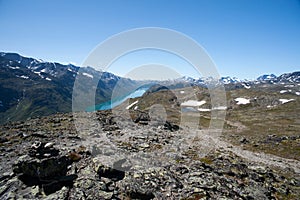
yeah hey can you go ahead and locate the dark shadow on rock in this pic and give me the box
[97,165,125,181]
[18,174,40,187]
[42,175,78,195]
[127,191,155,200]
[17,169,77,195]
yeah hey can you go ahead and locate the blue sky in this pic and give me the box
[0,0,299,79]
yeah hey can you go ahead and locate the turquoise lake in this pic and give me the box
[86,86,150,111]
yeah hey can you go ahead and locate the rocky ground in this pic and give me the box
[0,110,299,200]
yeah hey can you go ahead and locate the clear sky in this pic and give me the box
[0,0,299,79]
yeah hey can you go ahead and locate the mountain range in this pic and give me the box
[0,52,299,199]
[178,71,300,88]
[0,52,299,124]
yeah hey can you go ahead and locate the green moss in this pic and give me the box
[199,157,213,165]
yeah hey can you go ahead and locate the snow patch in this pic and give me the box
[284,85,294,88]
[295,92,300,96]
[235,98,250,105]
[45,77,52,81]
[180,91,185,94]
[9,66,20,70]
[82,72,93,78]
[126,100,139,110]
[34,71,42,77]
[279,99,295,104]
[181,100,206,107]
[280,90,288,94]
[67,68,75,72]
[20,75,29,79]
[198,108,211,112]
[242,83,251,89]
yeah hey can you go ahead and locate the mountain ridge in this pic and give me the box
[0,52,299,124]
[1,52,299,84]
[0,52,137,124]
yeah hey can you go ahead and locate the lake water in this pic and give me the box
[86,86,149,111]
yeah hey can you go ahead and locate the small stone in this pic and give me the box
[194,188,204,193]
[31,141,42,149]
[0,172,12,180]
[31,185,39,196]
[290,178,299,186]
[44,142,54,148]
[139,143,150,148]
[144,174,150,180]
[133,173,141,179]
[240,137,249,144]
[76,145,87,154]
[99,191,113,199]
[68,152,81,162]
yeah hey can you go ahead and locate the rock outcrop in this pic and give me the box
[0,111,299,199]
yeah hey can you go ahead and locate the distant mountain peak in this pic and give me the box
[257,74,277,81]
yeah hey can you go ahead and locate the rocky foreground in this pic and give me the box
[0,111,299,199]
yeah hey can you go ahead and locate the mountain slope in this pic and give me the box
[0,52,137,124]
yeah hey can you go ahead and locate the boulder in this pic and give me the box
[13,155,69,178]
